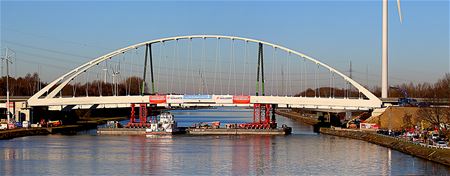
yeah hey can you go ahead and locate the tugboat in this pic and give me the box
[146,112,181,135]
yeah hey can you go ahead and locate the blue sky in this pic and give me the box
[1,0,449,87]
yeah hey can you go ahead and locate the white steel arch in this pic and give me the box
[28,35,382,107]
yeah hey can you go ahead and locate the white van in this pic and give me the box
[22,121,30,128]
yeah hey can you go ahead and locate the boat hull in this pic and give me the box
[97,128,146,135]
[186,127,292,135]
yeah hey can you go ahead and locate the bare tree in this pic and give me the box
[417,105,449,133]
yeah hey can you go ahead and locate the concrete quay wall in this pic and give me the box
[320,128,450,167]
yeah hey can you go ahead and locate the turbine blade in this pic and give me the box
[397,0,403,24]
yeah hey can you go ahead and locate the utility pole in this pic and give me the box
[349,61,352,79]
[1,48,14,123]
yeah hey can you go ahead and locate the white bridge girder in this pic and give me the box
[38,95,376,111]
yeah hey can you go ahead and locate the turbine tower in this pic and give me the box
[381,0,403,98]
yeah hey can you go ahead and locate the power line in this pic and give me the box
[3,27,114,50]
[2,40,93,60]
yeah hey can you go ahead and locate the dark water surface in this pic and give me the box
[1,108,449,175]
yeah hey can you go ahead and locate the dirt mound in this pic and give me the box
[365,107,422,130]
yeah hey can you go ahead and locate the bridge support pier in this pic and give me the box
[139,104,147,125]
[271,104,277,129]
[251,104,276,129]
[130,103,135,123]
[127,103,151,128]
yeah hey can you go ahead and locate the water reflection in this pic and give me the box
[1,108,449,175]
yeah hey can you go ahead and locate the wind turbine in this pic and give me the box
[111,63,120,96]
[381,0,403,98]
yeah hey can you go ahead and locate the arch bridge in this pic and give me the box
[27,35,382,111]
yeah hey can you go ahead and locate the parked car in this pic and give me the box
[431,133,439,140]
[48,120,62,127]
[31,123,41,128]
[0,123,7,130]
[15,122,23,128]
[436,141,448,148]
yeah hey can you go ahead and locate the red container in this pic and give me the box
[233,96,250,104]
[149,95,167,104]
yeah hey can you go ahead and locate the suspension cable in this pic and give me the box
[287,52,291,96]
[190,39,195,94]
[202,38,209,94]
[176,40,182,94]
[242,41,247,95]
[219,39,223,95]
[300,57,303,97]
[332,72,335,98]
[329,70,332,98]
[184,39,191,94]
[170,40,177,94]
[86,71,89,97]
[317,65,320,97]
[248,43,251,96]
[157,42,164,93]
[232,39,237,95]
[227,39,233,95]
[213,38,219,94]
[73,76,76,97]
[200,38,204,94]
[274,47,278,96]
[168,41,175,93]
[285,51,288,96]
[271,47,275,96]
[314,63,317,98]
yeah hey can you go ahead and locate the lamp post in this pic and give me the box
[2,48,14,123]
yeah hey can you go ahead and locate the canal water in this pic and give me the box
[1,108,449,175]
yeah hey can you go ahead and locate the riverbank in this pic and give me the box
[320,127,450,167]
[275,110,318,125]
[0,116,127,140]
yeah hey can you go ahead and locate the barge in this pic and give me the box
[98,103,292,136]
[186,127,291,135]
[186,122,292,135]
[97,127,146,135]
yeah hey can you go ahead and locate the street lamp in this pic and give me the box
[1,48,14,123]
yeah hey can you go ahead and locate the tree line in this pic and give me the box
[295,73,449,99]
[1,73,449,98]
[0,73,144,97]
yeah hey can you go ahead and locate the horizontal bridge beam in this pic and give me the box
[28,95,382,110]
